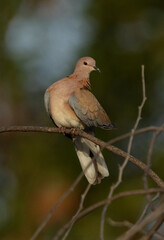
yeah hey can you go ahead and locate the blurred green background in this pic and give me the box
[0,0,164,239]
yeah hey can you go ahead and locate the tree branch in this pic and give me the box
[0,125,164,188]
[100,65,147,240]
[30,172,84,240]
[117,200,164,240]
[108,125,164,145]
[135,193,160,225]
[52,188,164,240]
[57,183,91,240]
[143,123,164,208]
[139,214,164,240]
[107,216,164,240]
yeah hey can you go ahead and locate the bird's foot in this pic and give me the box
[58,126,66,134]
[96,176,102,184]
[70,128,80,136]
[93,172,102,185]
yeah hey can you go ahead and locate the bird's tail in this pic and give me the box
[73,136,109,184]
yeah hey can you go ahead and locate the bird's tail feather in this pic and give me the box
[73,136,109,184]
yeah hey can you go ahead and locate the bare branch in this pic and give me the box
[107,216,164,240]
[30,172,84,240]
[135,193,160,225]
[1,125,163,239]
[117,200,164,240]
[78,188,164,221]
[139,214,164,240]
[1,125,164,143]
[52,188,164,240]
[143,123,164,208]
[0,125,163,188]
[100,65,147,240]
[59,184,91,240]
[107,192,164,240]
[108,125,164,145]
[107,218,133,228]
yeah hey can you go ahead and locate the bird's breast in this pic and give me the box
[49,86,84,129]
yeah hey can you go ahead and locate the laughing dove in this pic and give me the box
[44,57,115,184]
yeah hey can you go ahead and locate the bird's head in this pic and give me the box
[74,57,100,76]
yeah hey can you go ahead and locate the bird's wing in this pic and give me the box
[69,89,114,129]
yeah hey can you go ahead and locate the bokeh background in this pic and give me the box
[0,0,164,239]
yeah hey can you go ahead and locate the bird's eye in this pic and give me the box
[83,61,87,65]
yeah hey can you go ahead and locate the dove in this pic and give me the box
[44,57,115,184]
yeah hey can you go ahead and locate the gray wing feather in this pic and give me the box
[69,93,99,127]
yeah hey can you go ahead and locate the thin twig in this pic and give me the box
[77,189,164,221]
[108,126,164,145]
[53,188,164,240]
[143,123,164,208]
[30,172,84,240]
[100,65,147,240]
[139,214,164,240]
[107,218,133,228]
[107,216,164,239]
[120,193,161,239]
[117,200,164,240]
[58,184,91,240]
[135,193,160,225]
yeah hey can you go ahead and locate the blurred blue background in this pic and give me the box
[0,0,164,239]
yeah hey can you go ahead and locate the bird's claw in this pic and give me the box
[70,128,79,136]
[59,127,66,134]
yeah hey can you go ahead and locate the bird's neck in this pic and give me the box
[72,70,91,89]
[80,78,91,89]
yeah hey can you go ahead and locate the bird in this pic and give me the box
[44,56,115,184]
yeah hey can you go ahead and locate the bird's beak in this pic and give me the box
[93,65,101,72]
